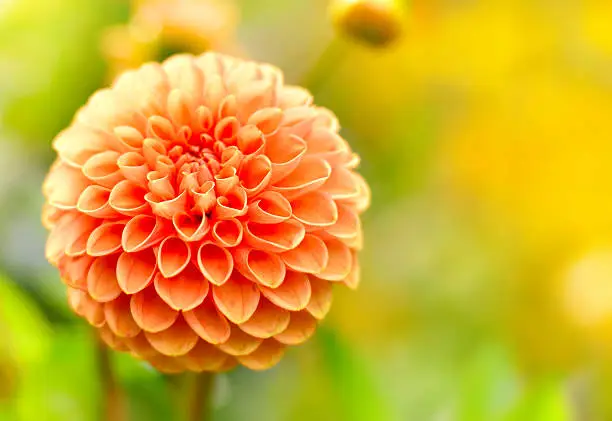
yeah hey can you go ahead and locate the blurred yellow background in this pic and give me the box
[2,0,612,419]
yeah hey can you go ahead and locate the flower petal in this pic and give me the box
[237,339,286,371]
[172,212,209,242]
[67,288,105,327]
[238,298,290,339]
[44,162,91,209]
[130,286,179,333]
[247,191,291,224]
[265,133,307,183]
[117,151,149,185]
[316,239,352,281]
[240,155,272,197]
[154,264,209,311]
[197,242,233,286]
[306,277,333,320]
[178,341,229,372]
[212,274,260,324]
[87,255,122,302]
[122,215,166,252]
[274,311,317,345]
[243,220,305,253]
[259,271,311,311]
[280,234,329,274]
[86,221,125,256]
[217,325,262,356]
[124,332,160,359]
[271,156,331,200]
[77,185,118,218]
[144,316,198,356]
[320,167,360,200]
[157,236,191,278]
[104,294,141,338]
[183,297,231,344]
[211,219,243,248]
[116,249,157,294]
[291,191,338,228]
[109,180,149,216]
[233,248,286,288]
[344,253,360,290]
[82,151,123,188]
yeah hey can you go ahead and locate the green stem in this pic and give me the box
[186,373,216,421]
[301,37,350,94]
[96,337,126,421]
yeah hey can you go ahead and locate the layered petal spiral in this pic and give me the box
[43,52,370,372]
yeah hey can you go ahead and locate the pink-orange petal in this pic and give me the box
[344,253,361,290]
[77,185,118,218]
[280,234,329,274]
[271,156,331,200]
[239,298,290,338]
[116,249,157,294]
[86,221,125,256]
[124,332,160,359]
[243,220,305,253]
[109,180,149,216]
[82,150,123,188]
[178,341,229,372]
[183,297,231,344]
[240,155,272,197]
[306,277,333,320]
[274,311,318,346]
[117,151,149,185]
[157,236,191,278]
[237,339,286,371]
[211,219,243,247]
[197,242,233,286]
[104,295,141,338]
[265,133,307,183]
[154,264,209,311]
[67,288,105,327]
[247,191,292,224]
[144,316,198,356]
[320,167,360,200]
[212,274,260,324]
[172,212,209,242]
[122,215,166,252]
[234,248,286,288]
[87,255,122,302]
[316,239,353,281]
[130,286,179,333]
[259,271,311,311]
[290,191,338,228]
[98,325,129,352]
[217,325,263,356]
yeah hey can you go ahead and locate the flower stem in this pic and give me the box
[96,337,126,421]
[302,37,349,94]
[186,372,215,421]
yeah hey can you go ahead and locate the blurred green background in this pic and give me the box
[2,0,612,419]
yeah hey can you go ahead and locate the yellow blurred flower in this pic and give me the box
[329,0,405,47]
[101,0,242,79]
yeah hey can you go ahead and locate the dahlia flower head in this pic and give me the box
[43,53,370,373]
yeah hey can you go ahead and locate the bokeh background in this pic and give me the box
[2,0,612,419]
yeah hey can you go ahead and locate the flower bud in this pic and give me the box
[329,0,404,47]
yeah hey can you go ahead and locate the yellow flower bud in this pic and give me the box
[329,0,404,47]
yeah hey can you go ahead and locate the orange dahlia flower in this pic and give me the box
[43,53,370,373]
